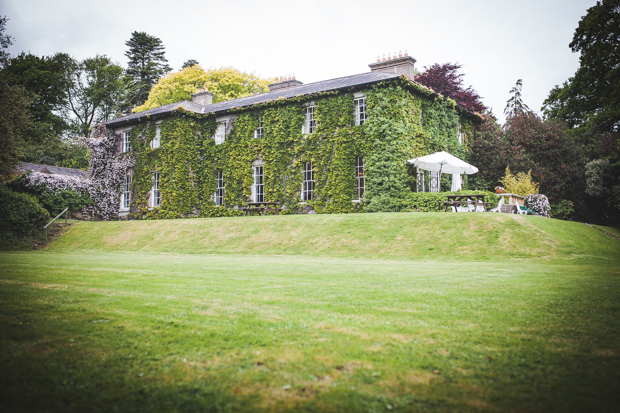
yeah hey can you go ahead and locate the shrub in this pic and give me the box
[526,194,551,218]
[500,167,539,197]
[550,200,575,220]
[0,185,49,237]
[6,170,93,217]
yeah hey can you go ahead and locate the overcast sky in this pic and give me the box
[2,0,596,123]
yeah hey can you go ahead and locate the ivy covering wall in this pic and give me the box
[95,78,476,220]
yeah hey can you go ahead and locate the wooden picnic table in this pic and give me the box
[443,194,487,212]
[240,202,280,216]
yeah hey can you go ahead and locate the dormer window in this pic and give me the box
[123,130,131,152]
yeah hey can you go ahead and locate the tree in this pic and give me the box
[64,55,125,138]
[182,59,199,69]
[503,112,585,203]
[124,31,171,109]
[0,16,13,69]
[414,63,485,113]
[133,65,275,112]
[467,111,508,190]
[0,17,30,176]
[504,79,530,120]
[542,0,620,134]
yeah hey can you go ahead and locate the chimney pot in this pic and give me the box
[377,55,380,63]
[382,54,386,62]
[399,51,402,58]
[405,49,408,57]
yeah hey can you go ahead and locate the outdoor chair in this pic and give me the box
[490,198,503,213]
[518,205,536,215]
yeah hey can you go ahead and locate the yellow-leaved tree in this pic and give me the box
[500,167,539,196]
[133,65,276,112]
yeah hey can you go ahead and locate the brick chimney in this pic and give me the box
[268,75,303,92]
[191,88,214,106]
[368,50,416,78]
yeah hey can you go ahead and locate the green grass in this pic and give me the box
[50,213,620,262]
[1,213,619,412]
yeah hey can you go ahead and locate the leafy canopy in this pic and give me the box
[133,65,275,112]
[414,63,485,113]
[542,0,620,133]
[64,55,125,138]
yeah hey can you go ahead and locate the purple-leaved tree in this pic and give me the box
[414,63,485,113]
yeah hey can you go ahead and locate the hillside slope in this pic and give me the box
[49,213,620,262]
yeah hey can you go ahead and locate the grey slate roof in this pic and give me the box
[107,72,402,127]
[18,162,88,179]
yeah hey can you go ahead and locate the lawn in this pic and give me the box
[1,214,619,412]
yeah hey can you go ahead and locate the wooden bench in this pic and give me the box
[239,202,280,216]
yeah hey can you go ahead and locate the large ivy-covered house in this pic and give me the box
[87,54,481,220]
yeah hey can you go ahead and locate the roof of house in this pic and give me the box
[106,71,402,127]
[18,162,88,179]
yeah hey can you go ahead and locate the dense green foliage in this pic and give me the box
[120,79,473,219]
[65,55,126,138]
[542,0,620,135]
[0,184,49,237]
[133,65,275,112]
[6,173,93,217]
[0,83,31,177]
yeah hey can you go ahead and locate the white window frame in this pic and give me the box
[301,162,314,201]
[215,118,228,145]
[303,103,316,134]
[121,174,131,210]
[252,165,264,203]
[457,123,463,144]
[151,172,161,207]
[354,94,367,126]
[123,130,131,153]
[151,123,161,149]
[214,170,224,206]
[355,157,365,199]
[254,116,264,139]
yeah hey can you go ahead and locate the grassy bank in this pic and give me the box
[1,213,619,412]
[50,213,620,261]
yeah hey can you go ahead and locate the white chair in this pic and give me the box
[490,198,503,213]
[467,199,475,212]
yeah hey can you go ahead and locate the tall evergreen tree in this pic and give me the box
[504,79,530,120]
[124,31,171,108]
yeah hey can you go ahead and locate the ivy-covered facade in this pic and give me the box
[94,59,481,220]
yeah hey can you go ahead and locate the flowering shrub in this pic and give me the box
[7,170,93,217]
[81,124,135,220]
[526,194,551,217]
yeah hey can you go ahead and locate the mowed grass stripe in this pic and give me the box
[49,212,620,261]
[1,251,619,412]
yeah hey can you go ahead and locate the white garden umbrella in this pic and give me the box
[408,151,479,175]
